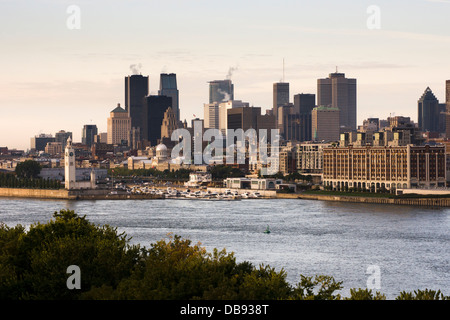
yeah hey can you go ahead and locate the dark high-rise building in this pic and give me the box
[55,130,73,149]
[209,80,234,103]
[125,74,149,135]
[293,93,315,142]
[438,103,446,134]
[227,106,261,131]
[294,93,315,115]
[142,95,172,146]
[159,73,179,121]
[227,106,276,142]
[418,87,439,133]
[82,124,98,147]
[273,82,289,123]
[446,80,450,138]
[317,72,357,130]
[30,134,55,152]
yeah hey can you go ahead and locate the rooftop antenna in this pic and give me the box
[283,58,285,82]
[336,66,338,73]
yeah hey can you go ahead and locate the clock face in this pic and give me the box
[69,152,74,157]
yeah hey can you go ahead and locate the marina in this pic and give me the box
[128,186,263,200]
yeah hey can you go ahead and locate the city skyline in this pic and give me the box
[1,0,450,150]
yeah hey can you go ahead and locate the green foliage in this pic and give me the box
[108,167,192,181]
[0,210,140,299]
[284,172,313,182]
[15,160,42,179]
[345,288,386,300]
[259,170,285,180]
[113,235,261,300]
[209,165,245,180]
[0,172,61,189]
[291,275,343,300]
[238,265,291,300]
[396,289,449,300]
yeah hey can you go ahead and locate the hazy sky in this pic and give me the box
[1,0,449,150]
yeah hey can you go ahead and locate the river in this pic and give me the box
[0,197,449,299]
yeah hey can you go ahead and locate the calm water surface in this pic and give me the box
[0,197,449,299]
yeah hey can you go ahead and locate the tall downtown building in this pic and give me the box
[204,102,220,130]
[107,103,131,145]
[273,82,289,122]
[125,74,149,136]
[312,106,340,142]
[294,93,315,142]
[142,95,172,146]
[227,105,276,141]
[278,93,315,142]
[82,124,98,147]
[159,73,179,121]
[55,130,72,149]
[317,72,357,130]
[417,87,440,133]
[446,80,450,138]
[209,80,234,104]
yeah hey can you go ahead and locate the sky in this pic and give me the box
[1,0,450,150]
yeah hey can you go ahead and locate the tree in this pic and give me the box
[113,234,258,300]
[345,288,386,300]
[291,275,343,300]
[396,289,449,300]
[210,165,244,180]
[0,210,141,299]
[15,160,41,179]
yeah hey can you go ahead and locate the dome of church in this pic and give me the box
[156,144,167,152]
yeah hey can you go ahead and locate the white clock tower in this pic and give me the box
[64,137,76,190]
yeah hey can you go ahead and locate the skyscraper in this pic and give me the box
[142,95,172,146]
[273,82,289,123]
[446,80,450,138]
[317,72,357,130]
[294,93,315,142]
[418,87,439,133]
[30,134,55,152]
[159,73,179,121]
[55,130,73,149]
[107,103,131,145]
[227,106,261,132]
[219,100,249,135]
[82,124,98,147]
[294,93,315,115]
[209,80,234,104]
[278,105,299,142]
[125,74,149,136]
[160,107,178,140]
[311,106,340,142]
[438,103,446,134]
[227,106,276,141]
[204,102,220,129]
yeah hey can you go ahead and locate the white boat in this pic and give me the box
[250,192,262,198]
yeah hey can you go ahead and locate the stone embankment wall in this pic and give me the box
[0,188,73,199]
[296,193,450,207]
[0,188,163,200]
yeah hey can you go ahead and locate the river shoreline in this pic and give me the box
[290,192,450,207]
[1,187,450,207]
